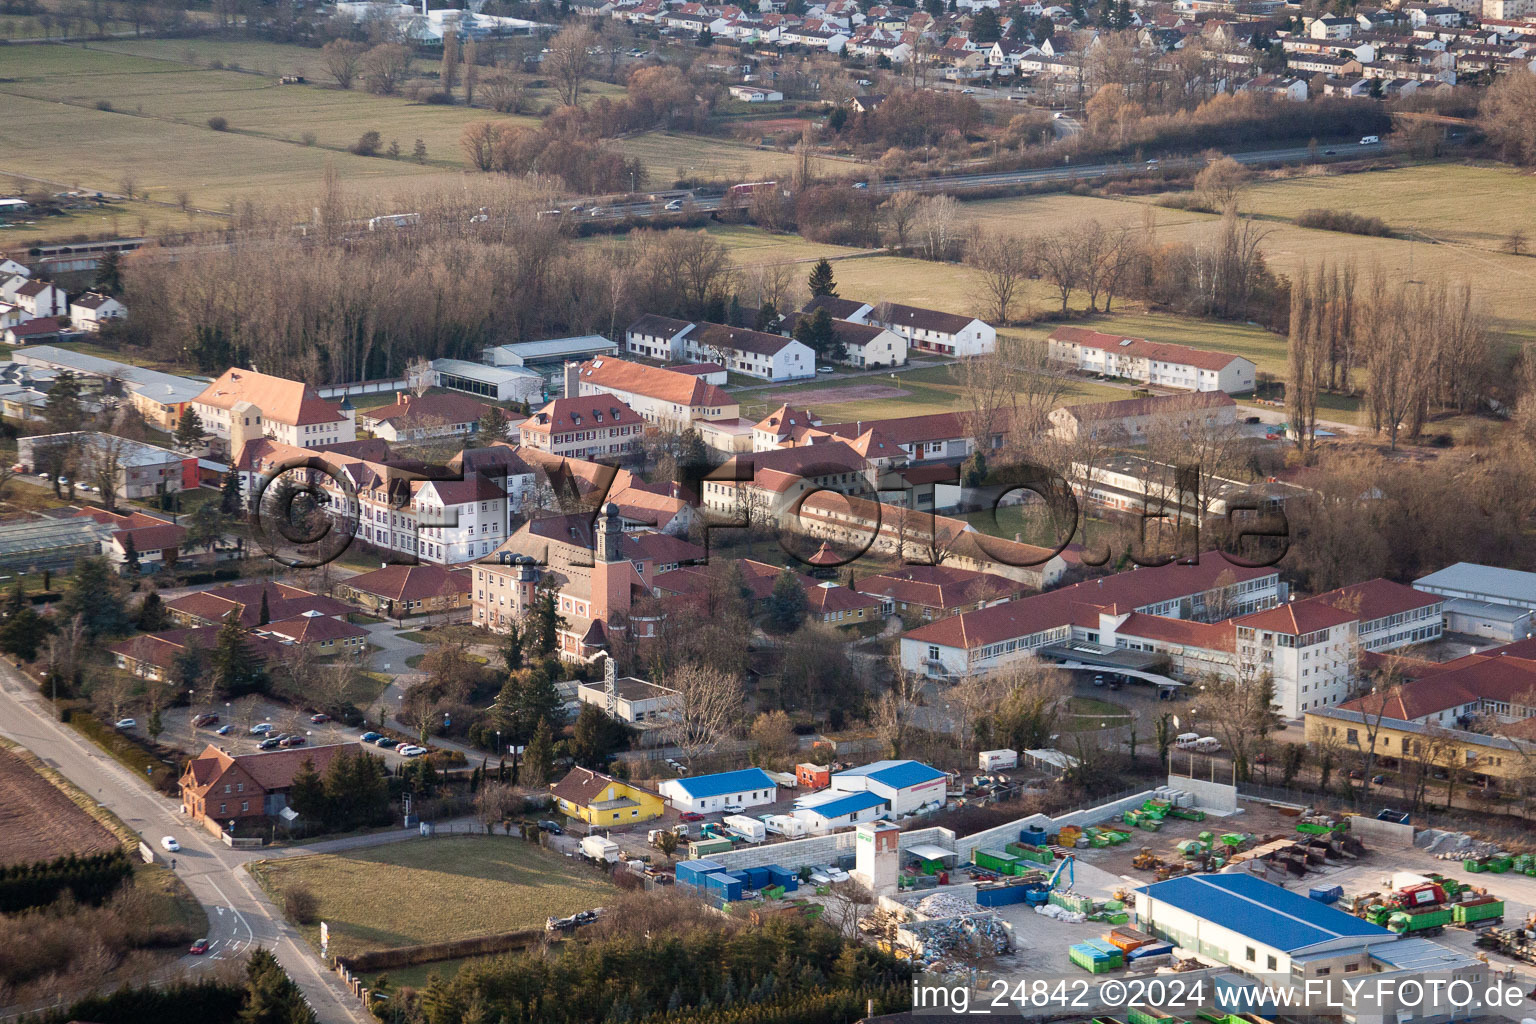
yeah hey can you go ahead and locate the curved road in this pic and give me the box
[0,661,369,1024]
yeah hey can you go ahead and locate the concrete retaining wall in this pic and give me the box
[1346,814,1415,848]
[1172,774,1238,814]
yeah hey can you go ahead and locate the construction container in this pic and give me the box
[1127,941,1175,961]
[689,838,734,859]
[1108,926,1154,952]
[745,866,772,890]
[795,763,830,790]
[1452,897,1504,926]
[1070,943,1123,974]
[1020,827,1049,847]
[1168,806,1206,822]
[1387,906,1451,935]
[976,883,1032,907]
[676,859,726,888]
[765,865,799,892]
[705,872,743,902]
[1050,889,1095,914]
[974,847,1023,874]
[1006,842,1054,865]
[1308,885,1344,905]
[1128,1008,1185,1024]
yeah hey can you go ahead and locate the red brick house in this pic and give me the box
[180,742,355,828]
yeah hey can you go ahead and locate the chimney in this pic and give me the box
[563,360,581,399]
[402,393,411,409]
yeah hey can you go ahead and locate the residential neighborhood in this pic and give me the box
[2,0,1536,1017]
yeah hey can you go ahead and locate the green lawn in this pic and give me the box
[249,836,613,957]
[1061,696,1132,731]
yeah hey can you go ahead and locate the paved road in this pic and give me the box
[0,660,370,1024]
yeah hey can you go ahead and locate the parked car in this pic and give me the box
[1092,674,1105,687]
[192,713,219,727]
[399,745,426,757]
[114,718,136,730]
[188,938,209,955]
[259,737,282,750]
[678,812,705,823]
[309,713,330,724]
[1372,774,1388,785]
[280,736,307,748]
[538,820,564,834]
[361,731,382,743]
[215,724,232,736]
[852,181,868,189]
[160,836,180,852]
[374,736,398,749]
[723,804,744,814]
[250,723,274,735]
[817,366,834,374]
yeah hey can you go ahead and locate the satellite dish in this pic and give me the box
[1172,715,1180,729]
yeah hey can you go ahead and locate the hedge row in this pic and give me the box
[19,978,244,1024]
[0,849,133,913]
[338,925,542,972]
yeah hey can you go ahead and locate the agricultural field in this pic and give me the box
[0,747,121,866]
[957,166,1536,346]
[249,835,614,958]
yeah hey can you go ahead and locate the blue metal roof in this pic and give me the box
[835,759,947,790]
[1137,873,1390,954]
[669,768,777,800]
[802,792,888,820]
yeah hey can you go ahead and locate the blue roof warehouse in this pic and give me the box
[1134,874,1486,1024]
[658,768,777,815]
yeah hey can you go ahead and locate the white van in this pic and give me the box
[1359,135,1379,145]
[1193,737,1222,753]
[1175,732,1201,750]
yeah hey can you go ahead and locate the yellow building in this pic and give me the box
[551,766,666,826]
[1305,704,1532,789]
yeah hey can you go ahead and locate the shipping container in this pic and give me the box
[976,883,1031,907]
[676,859,725,888]
[1020,827,1049,847]
[746,866,772,890]
[978,749,1018,771]
[704,872,743,902]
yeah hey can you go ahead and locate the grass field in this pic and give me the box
[249,836,613,957]
[958,169,1536,346]
[733,363,1127,422]
[0,746,121,865]
[0,40,859,240]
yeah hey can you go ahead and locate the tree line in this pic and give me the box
[0,850,133,914]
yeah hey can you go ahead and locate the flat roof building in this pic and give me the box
[1415,562,1536,614]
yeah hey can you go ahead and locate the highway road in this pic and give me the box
[566,140,1386,222]
[0,660,370,1024]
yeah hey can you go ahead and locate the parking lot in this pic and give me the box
[125,694,415,767]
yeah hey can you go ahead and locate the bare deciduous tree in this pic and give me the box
[663,661,743,766]
[966,229,1031,325]
[546,26,596,108]
[322,39,366,90]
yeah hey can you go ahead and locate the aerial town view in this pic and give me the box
[2,0,1536,1020]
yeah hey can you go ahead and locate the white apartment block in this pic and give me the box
[1048,327,1257,394]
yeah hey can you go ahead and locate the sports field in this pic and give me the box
[249,835,613,957]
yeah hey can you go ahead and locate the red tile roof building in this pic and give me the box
[1047,326,1257,394]
[192,367,355,456]
[335,564,472,618]
[518,396,644,460]
[180,743,358,827]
